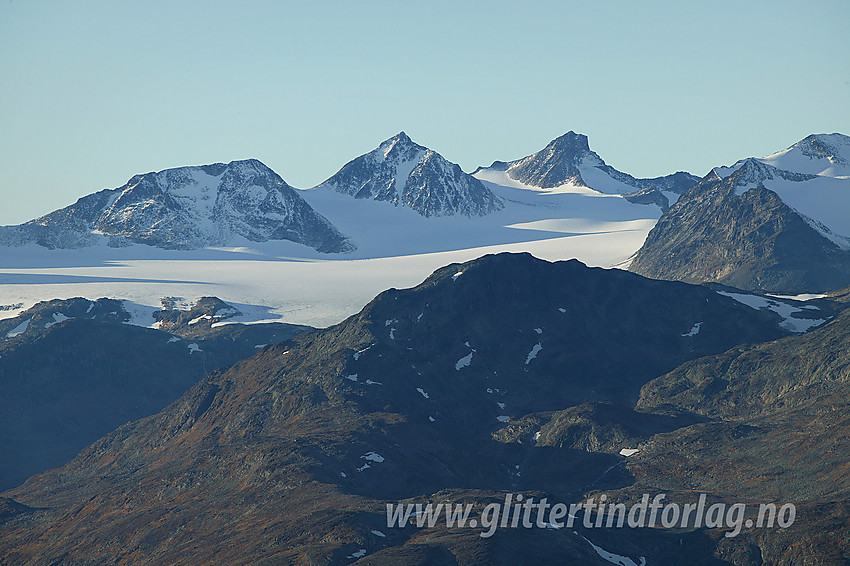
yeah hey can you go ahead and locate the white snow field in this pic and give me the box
[713,133,850,249]
[0,171,663,328]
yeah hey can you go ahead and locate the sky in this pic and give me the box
[1,0,848,225]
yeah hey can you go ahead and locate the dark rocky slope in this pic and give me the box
[0,297,311,491]
[0,254,798,565]
[630,161,850,293]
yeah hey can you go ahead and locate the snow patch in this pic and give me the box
[580,534,645,566]
[416,387,430,399]
[187,343,202,354]
[525,343,543,364]
[717,291,829,333]
[681,322,702,337]
[345,374,359,382]
[767,292,827,301]
[619,448,640,457]
[44,312,71,328]
[455,351,474,370]
[5,318,30,338]
[353,344,373,360]
[362,452,385,463]
[496,415,510,422]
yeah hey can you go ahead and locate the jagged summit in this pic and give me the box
[712,157,817,188]
[313,132,504,217]
[713,133,850,180]
[477,132,699,208]
[0,159,354,253]
[504,131,602,188]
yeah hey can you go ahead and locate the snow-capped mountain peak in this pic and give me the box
[475,132,699,212]
[0,159,354,253]
[503,131,603,188]
[379,131,418,158]
[313,133,503,217]
[760,133,850,177]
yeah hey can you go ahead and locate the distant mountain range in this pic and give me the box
[2,130,849,564]
[2,131,848,294]
[630,133,850,293]
[6,253,840,564]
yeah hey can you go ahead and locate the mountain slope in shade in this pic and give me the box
[0,253,798,565]
[607,292,850,564]
[0,159,354,253]
[477,132,699,211]
[312,132,504,217]
[630,133,850,293]
[0,296,312,492]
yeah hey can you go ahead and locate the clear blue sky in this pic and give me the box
[1,0,848,225]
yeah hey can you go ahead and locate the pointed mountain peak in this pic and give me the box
[376,131,426,161]
[315,134,503,217]
[546,131,592,154]
[390,131,412,143]
[380,131,415,147]
[476,133,698,199]
[502,131,602,189]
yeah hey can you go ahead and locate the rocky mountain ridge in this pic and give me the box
[1,253,820,565]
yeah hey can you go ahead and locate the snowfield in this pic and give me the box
[1,171,660,328]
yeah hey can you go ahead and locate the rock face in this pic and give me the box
[630,156,850,293]
[487,131,699,201]
[0,253,801,565]
[0,159,354,253]
[314,132,504,217]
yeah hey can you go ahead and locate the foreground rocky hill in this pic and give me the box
[2,253,827,565]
